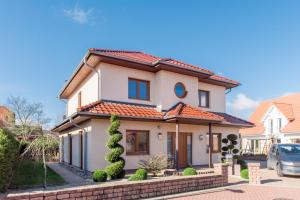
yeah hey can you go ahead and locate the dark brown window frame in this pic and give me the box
[199,90,210,108]
[207,133,221,153]
[126,130,150,155]
[174,82,188,98]
[128,78,150,101]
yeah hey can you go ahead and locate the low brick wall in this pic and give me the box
[248,163,261,185]
[3,164,228,200]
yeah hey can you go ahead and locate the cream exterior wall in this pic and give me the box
[100,63,156,105]
[59,121,92,170]
[83,119,239,171]
[65,62,227,116]
[67,70,99,116]
[198,82,226,112]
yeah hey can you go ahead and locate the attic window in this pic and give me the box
[174,82,187,98]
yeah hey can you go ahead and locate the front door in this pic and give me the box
[167,132,192,168]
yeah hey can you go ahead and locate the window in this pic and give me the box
[128,78,150,100]
[212,133,221,152]
[269,119,273,134]
[126,130,149,155]
[207,133,221,153]
[277,118,282,132]
[199,90,210,108]
[78,91,82,108]
[174,82,187,98]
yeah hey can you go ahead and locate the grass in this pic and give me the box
[10,160,65,189]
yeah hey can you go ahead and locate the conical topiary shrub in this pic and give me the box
[105,115,125,179]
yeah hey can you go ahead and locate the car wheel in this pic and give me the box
[277,163,283,177]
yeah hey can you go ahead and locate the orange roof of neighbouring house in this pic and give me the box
[240,93,300,136]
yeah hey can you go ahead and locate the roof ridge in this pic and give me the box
[273,102,293,105]
[89,48,142,53]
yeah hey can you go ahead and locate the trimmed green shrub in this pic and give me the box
[128,174,144,181]
[128,168,148,181]
[135,169,147,179]
[92,170,107,182]
[221,146,228,152]
[237,158,247,170]
[227,134,238,141]
[183,167,197,176]
[0,128,19,192]
[221,138,228,144]
[232,149,239,154]
[241,169,249,179]
[105,115,125,179]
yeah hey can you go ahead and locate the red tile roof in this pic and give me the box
[89,48,239,85]
[80,101,163,119]
[78,101,251,127]
[51,101,252,131]
[164,102,223,121]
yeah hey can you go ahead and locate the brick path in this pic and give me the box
[171,185,300,200]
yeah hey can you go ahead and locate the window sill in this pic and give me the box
[128,97,150,101]
[126,153,150,156]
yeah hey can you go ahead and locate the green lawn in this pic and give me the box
[10,160,65,189]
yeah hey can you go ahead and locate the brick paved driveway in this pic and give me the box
[171,185,300,200]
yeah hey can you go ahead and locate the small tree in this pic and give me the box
[221,134,239,162]
[105,115,125,179]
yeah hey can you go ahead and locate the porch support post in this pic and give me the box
[208,123,213,168]
[175,121,179,170]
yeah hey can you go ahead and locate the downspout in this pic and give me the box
[225,88,232,94]
[70,118,88,173]
[83,56,100,101]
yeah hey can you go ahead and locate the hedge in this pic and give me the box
[0,128,19,192]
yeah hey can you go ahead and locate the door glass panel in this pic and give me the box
[187,135,192,166]
[167,133,175,168]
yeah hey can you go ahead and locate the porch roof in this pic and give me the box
[52,100,253,132]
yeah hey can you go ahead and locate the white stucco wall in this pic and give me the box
[99,63,226,112]
[198,82,226,112]
[67,70,99,116]
[59,121,92,170]
[65,62,227,116]
[84,119,240,171]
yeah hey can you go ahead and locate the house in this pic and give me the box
[0,106,14,128]
[52,48,252,172]
[240,93,300,154]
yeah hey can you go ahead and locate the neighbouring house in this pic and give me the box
[52,48,252,172]
[240,93,300,154]
[0,106,15,128]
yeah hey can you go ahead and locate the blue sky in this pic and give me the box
[1,0,300,126]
